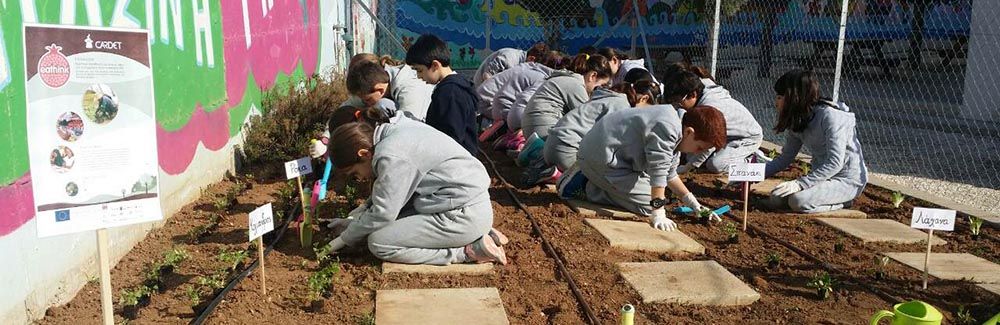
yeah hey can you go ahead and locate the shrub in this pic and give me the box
[217,249,249,272]
[807,272,836,300]
[242,74,348,177]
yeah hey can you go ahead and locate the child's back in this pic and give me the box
[427,74,479,155]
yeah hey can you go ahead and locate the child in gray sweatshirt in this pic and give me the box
[561,106,728,231]
[473,48,526,88]
[662,63,763,173]
[521,54,615,139]
[765,70,868,213]
[322,115,508,265]
[544,68,660,172]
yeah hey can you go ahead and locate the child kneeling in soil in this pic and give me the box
[558,106,727,231]
[765,69,868,213]
[322,109,508,265]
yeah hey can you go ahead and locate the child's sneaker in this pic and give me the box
[464,235,507,265]
[522,158,558,186]
[516,133,544,167]
[479,120,507,143]
[488,228,509,246]
[557,164,588,199]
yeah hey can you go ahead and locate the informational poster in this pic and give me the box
[23,24,161,237]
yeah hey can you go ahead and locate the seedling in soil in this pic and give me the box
[213,197,231,212]
[767,149,780,159]
[118,285,153,319]
[798,162,811,175]
[699,208,716,225]
[313,243,333,261]
[712,179,726,192]
[806,272,836,300]
[187,225,209,243]
[969,216,984,240]
[343,184,358,202]
[890,191,905,208]
[833,241,845,253]
[722,222,739,243]
[217,249,248,272]
[765,251,782,269]
[306,262,341,313]
[185,285,202,308]
[873,255,890,280]
[162,248,189,271]
[956,305,976,325]
[353,312,376,325]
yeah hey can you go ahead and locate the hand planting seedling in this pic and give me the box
[806,272,836,300]
[873,255,890,280]
[765,251,782,270]
[968,216,984,240]
[722,222,739,244]
[890,191,905,208]
[217,249,249,272]
[699,207,715,225]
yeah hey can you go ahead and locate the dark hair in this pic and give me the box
[569,54,613,79]
[329,122,375,181]
[610,68,661,106]
[681,105,727,149]
[380,55,403,67]
[773,69,820,133]
[346,61,390,95]
[539,51,565,70]
[329,106,390,135]
[598,47,630,61]
[526,42,549,61]
[349,53,379,70]
[578,46,598,56]
[660,62,706,104]
[405,34,451,67]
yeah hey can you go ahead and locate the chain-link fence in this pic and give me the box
[360,0,1000,212]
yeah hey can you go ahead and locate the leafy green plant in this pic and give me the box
[213,197,231,212]
[765,251,782,269]
[118,286,152,307]
[185,285,202,307]
[343,184,358,202]
[196,274,226,292]
[767,149,780,159]
[806,272,836,300]
[217,249,248,271]
[890,191,905,208]
[187,225,208,243]
[722,222,739,243]
[163,248,189,268]
[955,305,976,325]
[307,262,341,301]
[353,312,376,325]
[969,216,984,239]
[798,161,811,175]
[313,243,333,261]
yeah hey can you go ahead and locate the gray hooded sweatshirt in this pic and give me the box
[490,62,554,122]
[339,116,492,248]
[577,106,683,215]
[544,87,630,171]
[473,48,526,88]
[385,64,435,121]
[521,70,590,138]
[765,100,867,187]
[684,78,764,170]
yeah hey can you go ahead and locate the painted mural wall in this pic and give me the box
[386,0,971,67]
[0,0,376,323]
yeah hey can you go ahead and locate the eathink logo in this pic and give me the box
[84,34,93,49]
[38,44,71,88]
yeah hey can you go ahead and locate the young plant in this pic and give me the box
[313,243,333,262]
[185,285,202,307]
[969,216,984,240]
[890,191,905,208]
[833,240,845,253]
[213,197,231,212]
[163,248,189,269]
[768,149,780,160]
[118,285,152,307]
[698,208,715,225]
[196,274,226,292]
[722,222,739,243]
[956,305,976,325]
[353,312,376,325]
[343,184,358,202]
[765,251,782,269]
[187,225,208,243]
[217,249,248,271]
[806,272,836,300]
[798,161,811,175]
[873,255,890,280]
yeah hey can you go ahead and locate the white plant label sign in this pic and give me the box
[284,157,313,180]
[727,163,766,182]
[910,207,956,231]
[248,203,275,241]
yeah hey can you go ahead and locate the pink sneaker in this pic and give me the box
[464,235,508,265]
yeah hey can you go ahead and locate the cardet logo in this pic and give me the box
[85,34,124,51]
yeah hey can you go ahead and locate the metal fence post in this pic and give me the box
[709,0,722,77]
[832,0,851,102]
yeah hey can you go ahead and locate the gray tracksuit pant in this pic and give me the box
[521,70,589,138]
[577,106,683,216]
[765,100,868,213]
[544,88,630,171]
[340,117,494,265]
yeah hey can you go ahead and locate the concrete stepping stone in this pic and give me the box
[376,287,509,325]
[618,261,760,305]
[884,253,1000,283]
[585,219,705,254]
[805,209,867,218]
[978,283,1000,296]
[382,262,493,275]
[816,218,946,245]
[566,199,635,218]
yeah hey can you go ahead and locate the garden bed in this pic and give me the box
[36,147,999,324]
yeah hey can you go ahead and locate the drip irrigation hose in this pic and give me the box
[716,208,904,304]
[478,149,601,325]
[190,204,301,325]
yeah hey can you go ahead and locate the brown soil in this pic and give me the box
[36,149,1000,325]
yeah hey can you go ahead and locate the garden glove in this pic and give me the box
[650,208,677,231]
[325,218,352,233]
[771,180,803,198]
[676,162,694,175]
[309,137,328,159]
[347,202,368,219]
[324,236,347,257]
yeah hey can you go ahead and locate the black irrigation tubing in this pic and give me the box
[716,208,904,304]
[478,149,601,325]
[190,203,301,325]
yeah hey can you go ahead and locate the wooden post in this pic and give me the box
[742,182,750,231]
[96,229,113,325]
[922,229,933,289]
[296,176,307,210]
[257,237,267,295]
